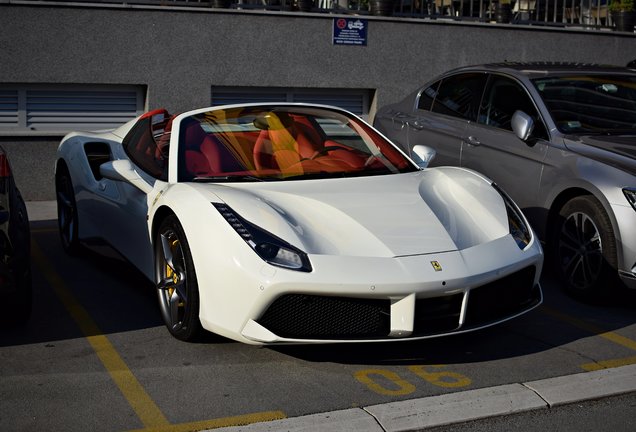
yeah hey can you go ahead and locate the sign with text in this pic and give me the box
[333,18,368,46]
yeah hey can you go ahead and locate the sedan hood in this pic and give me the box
[564,134,636,173]
[195,170,510,258]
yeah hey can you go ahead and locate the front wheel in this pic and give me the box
[55,165,81,255]
[554,195,618,302]
[155,215,202,341]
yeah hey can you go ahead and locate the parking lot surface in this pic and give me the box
[1,202,635,431]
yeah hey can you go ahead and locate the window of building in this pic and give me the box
[211,87,373,118]
[0,84,145,135]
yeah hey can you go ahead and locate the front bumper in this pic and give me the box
[195,234,543,345]
[245,266,542,343]
[614,204,636,290]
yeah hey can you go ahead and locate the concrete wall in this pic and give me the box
[1,3,635,200]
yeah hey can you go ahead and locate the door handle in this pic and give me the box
[464,136,481,146]
[407,120,426,131]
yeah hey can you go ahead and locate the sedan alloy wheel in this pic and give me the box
[556,196,618,301]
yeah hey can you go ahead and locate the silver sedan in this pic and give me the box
[375,62,636,302]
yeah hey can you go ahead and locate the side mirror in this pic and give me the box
[100,159,153,194]
[511,110,535,142]
[411,145,436,169]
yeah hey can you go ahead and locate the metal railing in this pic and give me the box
[13,0,626,32]
[392,0,614,29]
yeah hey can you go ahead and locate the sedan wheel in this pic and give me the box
[556,195,618,301]
[55,165,81,255]
[155,215,202,341]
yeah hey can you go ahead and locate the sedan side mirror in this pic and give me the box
[511,110,535,142]
[100,159,154,194]
[411,145,436,169]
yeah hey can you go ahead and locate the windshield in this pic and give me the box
[177,106,415,182]
[533,74,636,134]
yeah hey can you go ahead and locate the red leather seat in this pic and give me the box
[200,135,246,175]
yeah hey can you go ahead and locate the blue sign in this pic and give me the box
[333,18,368,46]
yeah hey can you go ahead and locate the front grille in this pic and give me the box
[257,294,390,339]
[257,266,539,341]
[464,266,540,327]
[414,293,463,335]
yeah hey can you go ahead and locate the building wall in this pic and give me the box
[1,3,634,200]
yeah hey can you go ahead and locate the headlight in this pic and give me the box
[492,184,532,250]
[214,203,312,272]
[624,188,636,211]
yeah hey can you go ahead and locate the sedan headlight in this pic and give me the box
[492,184,532,250]
[624,188,636,211]
[214,203,312,272]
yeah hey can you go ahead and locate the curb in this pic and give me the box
[210,364,636,431]
[26,200,57,222]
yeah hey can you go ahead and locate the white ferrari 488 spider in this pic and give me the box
[55,103,543,344]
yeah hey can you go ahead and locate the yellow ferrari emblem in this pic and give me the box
[431,261,442,272]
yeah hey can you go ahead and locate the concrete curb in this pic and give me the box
[26,200,57,222]
[210,364,636,431]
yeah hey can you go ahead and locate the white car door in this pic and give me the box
[94,111,170,278]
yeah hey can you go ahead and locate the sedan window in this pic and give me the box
[479,76,548,140]
[430,73,488,121]
[533,74,636,134]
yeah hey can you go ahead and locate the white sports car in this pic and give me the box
[55,103,543,344]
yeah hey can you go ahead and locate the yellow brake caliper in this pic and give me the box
[165,239,184,306]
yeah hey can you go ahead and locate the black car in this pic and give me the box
[0,145,31,325]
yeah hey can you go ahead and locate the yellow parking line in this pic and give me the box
[127,411,287,432]
[32,240,171,428]
[32,238,287,431]
[581,356,636,371]
[541,306,636,352]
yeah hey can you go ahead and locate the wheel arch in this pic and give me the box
[545,186,623,262]
[150,205,176,247]
[55,158,70,179]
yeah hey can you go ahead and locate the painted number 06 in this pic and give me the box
[354,365,471,396]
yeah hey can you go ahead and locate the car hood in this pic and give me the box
[194,169,510,258]
[563,134,636,173]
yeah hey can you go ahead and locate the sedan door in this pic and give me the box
[407,73,488,167]
[460,74,550,214]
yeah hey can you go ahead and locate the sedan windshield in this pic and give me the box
[177,106,416,182]
[533,74,636,134]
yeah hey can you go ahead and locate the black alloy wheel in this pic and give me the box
[555,195,618,302]
[155,215,202,341]
[55,165,81,255]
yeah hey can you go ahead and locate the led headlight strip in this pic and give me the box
[492,184,532,250]
[214,203,312,272]
[624,188,636,211]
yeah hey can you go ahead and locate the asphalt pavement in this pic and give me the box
[24,201,636,432]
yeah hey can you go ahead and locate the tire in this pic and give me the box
[155,215,202,341]
[55,164,81,255]
[3,266,33,327]
[2,182,32,326]
[554,195,618,302]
